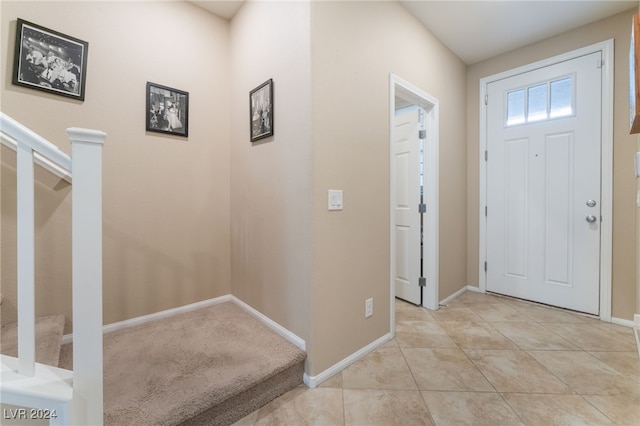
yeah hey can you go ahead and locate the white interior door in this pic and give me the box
[486,52,602,315]
[394,109,421,305]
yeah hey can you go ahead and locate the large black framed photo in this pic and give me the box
[12,18,88,100]
[250,79,274,142]
[146,82,189,137]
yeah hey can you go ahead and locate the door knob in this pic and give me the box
[586,200,597,207]
[586,215,597,223]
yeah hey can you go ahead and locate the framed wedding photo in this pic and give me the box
[249,79,274,142]
[12,18,88,100]
[146,82,189,137]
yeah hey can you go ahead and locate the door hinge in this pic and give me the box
[418,129,426,139]
[597,59,605,69]
[485,150,488,161]
[484,94,488,105]
[484,261,487,272]
[419,203,426,213]
[419,277,426,287]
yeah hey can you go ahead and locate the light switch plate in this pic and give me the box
[635,152,640,177]
[328,190,343,211]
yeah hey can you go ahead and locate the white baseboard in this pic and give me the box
[61,294,306,355]
[439,285,477,306]
[63,295,232,344]
[303,333,393,389]
[611,316,636,328]
[229,296,306,351]
[635,314,640,329]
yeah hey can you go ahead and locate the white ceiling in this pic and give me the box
[400,1,637,64]
[191,1,244,20]
[191,0,638,64]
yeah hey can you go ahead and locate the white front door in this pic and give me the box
[486,52,602,315]
[393,108,421,305]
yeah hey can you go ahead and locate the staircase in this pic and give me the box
[1,315,65,368]
[3,303,305,426]
[0,113,106,425]
[0,114,305,425]
[63,301,306,425]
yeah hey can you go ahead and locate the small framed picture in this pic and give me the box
[146,82,189,137]
[249,79,274,142]
[12,18,89,100]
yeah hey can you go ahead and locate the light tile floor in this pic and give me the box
[235,291,640,425]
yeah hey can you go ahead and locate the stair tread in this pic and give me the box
[58,301,306,426]
[0,315,65,368]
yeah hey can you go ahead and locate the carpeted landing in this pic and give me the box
[10,301,306,426]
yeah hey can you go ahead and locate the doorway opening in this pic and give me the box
[478,40,614,320]
[389,74,440,335]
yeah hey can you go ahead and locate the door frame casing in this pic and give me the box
[389,73,440,336]
[478,40,614,321]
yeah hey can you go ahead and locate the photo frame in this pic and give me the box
[146,82,189,137]
[12,18,88,101]
[249,79,274,142]
[630,12,640,134]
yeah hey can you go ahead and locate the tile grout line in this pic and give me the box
[443,298,617,425]
[459,297,630,425]
[495,392,529,426]
[395,338,438,426]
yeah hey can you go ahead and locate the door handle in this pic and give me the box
[586,215,597,223]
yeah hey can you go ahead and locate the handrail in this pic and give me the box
[2,112,106,425]
[1,133,72,183]
[0,112,72,172]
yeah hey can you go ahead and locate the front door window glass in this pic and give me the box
[527,84,548,122]
[506,75,574,126]
[507,89,525,125]
[550,77,573,118]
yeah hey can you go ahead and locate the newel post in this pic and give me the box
[67,127,106,426]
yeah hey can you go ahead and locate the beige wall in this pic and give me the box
[310,1,467,375]
[466,9,639,321]
[229,1,313,343]
[1,1,231,330]
[5,0,630,382]
[1,0,466,380]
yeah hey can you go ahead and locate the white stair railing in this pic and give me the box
[0,112,106,425]
[68,127,106,425]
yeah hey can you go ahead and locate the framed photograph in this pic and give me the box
[250,79,274,142]
[146,82,189,137]
[12,18,88,100]
[630,13,640,134]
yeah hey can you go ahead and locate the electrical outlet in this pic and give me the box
[365,298,373,318]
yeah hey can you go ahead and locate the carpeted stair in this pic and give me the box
[0,314,65,367]
[58,301,307,426]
